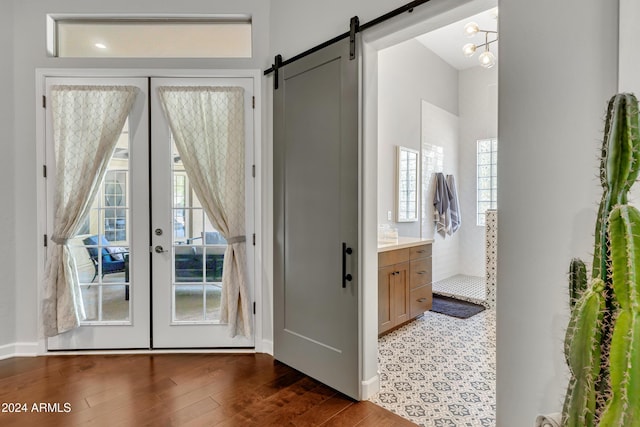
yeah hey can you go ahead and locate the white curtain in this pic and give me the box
[158,86,250,338]
[42,86,138,337]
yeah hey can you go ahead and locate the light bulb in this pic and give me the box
[94,43,107,49]
[464,22,480,37]
[462,43,477,57]
[478,50,496,68]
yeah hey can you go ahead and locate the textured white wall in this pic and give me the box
[458,65,497,277]
[0,0,16,348]
[497,0,618,424]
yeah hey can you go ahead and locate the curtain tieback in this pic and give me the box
[51,235,69,245]
[226,235,246,245]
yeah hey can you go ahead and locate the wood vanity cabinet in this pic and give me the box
[378,243,432,335]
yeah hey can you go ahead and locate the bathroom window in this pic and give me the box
[477,138,497,226]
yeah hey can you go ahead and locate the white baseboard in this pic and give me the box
[0,340,272,360]
[0,342,39,360]
[361,374,380,400]
[0,343,12,360]
[261,339,273,355]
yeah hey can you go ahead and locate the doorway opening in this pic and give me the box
[365,3,498,425]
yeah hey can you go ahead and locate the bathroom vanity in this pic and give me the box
[378,238,433,335]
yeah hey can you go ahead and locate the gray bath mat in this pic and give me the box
[430,294,486,319]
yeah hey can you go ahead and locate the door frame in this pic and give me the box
[359,0,497,399]
[35,68,264,354]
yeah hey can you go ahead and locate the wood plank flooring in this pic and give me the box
[0,354,416,427]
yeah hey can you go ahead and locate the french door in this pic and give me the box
[45,76,255,350]
[150,78,254,348]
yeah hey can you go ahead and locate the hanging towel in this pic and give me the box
[447,174,461,235]
[534,413,562,427]
[433,172,450,237]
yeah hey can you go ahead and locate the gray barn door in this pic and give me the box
[273,37,360,399]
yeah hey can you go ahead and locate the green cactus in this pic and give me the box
[598,205,640,426]
[563,279,605,427]
[569,258,587,309]
[562,93,640,426]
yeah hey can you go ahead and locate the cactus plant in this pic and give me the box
[562,93,640,426]
[569,258,587,309]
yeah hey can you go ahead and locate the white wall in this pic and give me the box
[11,0,271,346]
[0,0,16,349]
[421,101,460,282]
[458,65,497,277]
[270,0,407,62]
[377,39,458,238]
[497,0,618,425]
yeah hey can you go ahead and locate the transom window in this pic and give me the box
[48,16,252,58]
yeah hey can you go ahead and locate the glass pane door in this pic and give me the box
[171,147,226,322]
[150,77,255,348]
[46,77,150,350]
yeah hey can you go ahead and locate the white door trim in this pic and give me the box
[35,68,263,354]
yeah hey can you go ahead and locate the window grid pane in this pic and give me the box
[477,138,498,226]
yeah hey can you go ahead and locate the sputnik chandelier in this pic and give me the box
[462,21,498,68]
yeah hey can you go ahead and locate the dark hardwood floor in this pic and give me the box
[0,354,416,426]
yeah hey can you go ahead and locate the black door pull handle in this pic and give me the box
[342,243,353,288]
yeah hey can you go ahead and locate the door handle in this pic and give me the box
[154,245,168,253]
[342,243,353,288]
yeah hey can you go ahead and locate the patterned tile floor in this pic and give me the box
[370,305,496,427]
[432,275,487,307]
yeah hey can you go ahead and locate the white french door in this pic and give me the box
[150,77,254,348]
[46,77,150,350]
[45,76,255,350]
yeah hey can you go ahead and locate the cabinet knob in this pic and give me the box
[417,297,428,303]
[417,271,426,275]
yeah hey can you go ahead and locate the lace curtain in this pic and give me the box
[42,86,138,337]
[158,86,250,338]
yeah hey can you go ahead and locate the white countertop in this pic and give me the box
[377,237,433,253]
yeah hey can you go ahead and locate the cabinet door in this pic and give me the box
[393,262,411,325]
[378,265,395,334]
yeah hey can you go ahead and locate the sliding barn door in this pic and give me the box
[273,37,360,399]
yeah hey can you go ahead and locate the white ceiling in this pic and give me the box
[415,8,498,71]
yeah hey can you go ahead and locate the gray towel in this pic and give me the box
[535,413,561,427]
[446,174,461,234]
[433,172,450,237]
